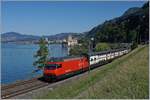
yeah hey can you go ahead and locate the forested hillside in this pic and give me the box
[86,2,149,44]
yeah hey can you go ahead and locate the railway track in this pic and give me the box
[1,77,49,99]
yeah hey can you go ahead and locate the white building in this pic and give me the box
[67,35,78,46]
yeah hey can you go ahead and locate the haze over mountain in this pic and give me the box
[1,32,81,43]
[1,32,40,43]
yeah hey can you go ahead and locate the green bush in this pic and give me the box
[69,45,88,56]
[95,43,111,52]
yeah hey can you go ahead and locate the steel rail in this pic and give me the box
[1,81,49,99]
[1,77,39,90]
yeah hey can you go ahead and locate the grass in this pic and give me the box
[37,45,149,99]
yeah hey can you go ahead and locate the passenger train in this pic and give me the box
[43,48,130,81]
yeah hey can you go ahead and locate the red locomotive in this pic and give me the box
[44,56,89,80]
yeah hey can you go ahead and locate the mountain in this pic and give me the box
[44,32,82,40]
[86,2,149,43]
[122,7,141,16]
[1,32,81,43]
[1,32,40,43]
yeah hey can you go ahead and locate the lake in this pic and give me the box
[1,43,68,84]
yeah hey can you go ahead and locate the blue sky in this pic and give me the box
[2,1,146,36]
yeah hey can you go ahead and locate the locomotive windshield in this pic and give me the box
[45,64,57,70]
[45,64,61,70]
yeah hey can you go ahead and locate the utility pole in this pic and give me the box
[87,37,96,98]
[88,40,91,55]
[89,38,94,53]
[91,37,94,53]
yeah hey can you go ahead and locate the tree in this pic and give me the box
[131,41,138,50]
[33,38,49,69]
[128,30,137,42]
[69,44,88,56]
